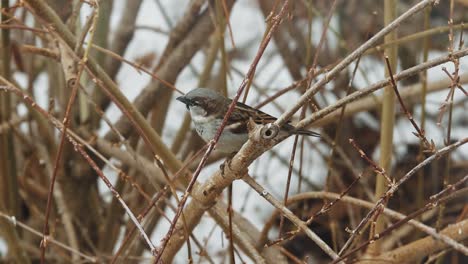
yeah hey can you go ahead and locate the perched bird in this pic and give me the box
[176,88,319,154]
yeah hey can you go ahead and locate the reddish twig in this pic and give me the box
[297,47,468,129]
[278,134,299,237]
[338,137,468,257]
[110,186,169,264]
[39,27,93,264]
[0,82,158,256]
[0,211,97,262]
[308,173,363,224]
[154,1,292,262]
[334,174,468,263]
[275,0,439,127]
[384,56,435,152]
[228,184,235,264]
[349,139,393,185]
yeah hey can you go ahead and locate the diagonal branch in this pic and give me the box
[297,48,468,129]
[275,0,439,127]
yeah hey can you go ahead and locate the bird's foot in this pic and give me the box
[220,152,236,177]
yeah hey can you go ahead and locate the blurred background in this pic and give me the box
[0,0,467,263]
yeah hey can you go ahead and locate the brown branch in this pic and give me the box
[0,211,97,262]
[375,219,468,263]
[0,81,157,257]
[275,0,439,127]
[337,137,468,257]
[283,188,468,261]
[384,56,434,152]
[243,174,341,261]
[23,0,183,173]
[298,48,468,129]
[349,139,393,185]
[94,0,142,112]
[39,10,97,260]
[155,2,293,262]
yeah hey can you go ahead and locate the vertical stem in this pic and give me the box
[215,0,228,96]
[0,3,29,263]
[0,0,18,217]
[437,0,456,230]
[215,1,234,262]
[82,0,112,126]
[416,4,431,229]
[435,4,456,263]
[371,0,398,255]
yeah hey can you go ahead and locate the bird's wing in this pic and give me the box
[213,99,276,134]
[222,99,319,137]
[232,101,278,124]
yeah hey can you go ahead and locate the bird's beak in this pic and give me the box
[176,95,189,104]
[176,95,190,110]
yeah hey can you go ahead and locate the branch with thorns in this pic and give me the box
[384,56,436,153]
[338,137,468,257]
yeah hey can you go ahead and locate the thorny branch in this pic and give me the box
[2,0,468,263]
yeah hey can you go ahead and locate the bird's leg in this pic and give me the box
[220,152,236,177]
[219,162,226,177]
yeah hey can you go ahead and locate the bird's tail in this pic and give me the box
[294,128,320,137]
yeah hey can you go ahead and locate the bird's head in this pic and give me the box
[176,88,225,116]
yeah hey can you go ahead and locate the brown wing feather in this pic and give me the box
[232,101,278,125]
[219,98,319,137]
[216,99,277,135]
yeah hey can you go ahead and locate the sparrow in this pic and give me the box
[176,88,320,154]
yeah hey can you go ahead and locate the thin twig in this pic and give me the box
[275,0,438,127]
[243,175,341,261]
[334,175,468,263]
[39,2,99,261]
[0,81,158,256]
[154,2,292,262]
[384,56,434,152]
[297,47,468,129]
[0,211,97,263]
[349,139,393,185]
[338,137,468,256]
